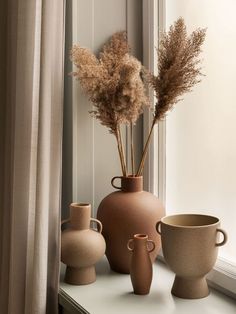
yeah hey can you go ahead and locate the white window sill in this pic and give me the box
[59,257,236,314]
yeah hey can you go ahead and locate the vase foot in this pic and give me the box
[65,266,96,285]
[133,288,150,295]
[110,264,129,274]
[108,258,130,274]
[171,276,209,299]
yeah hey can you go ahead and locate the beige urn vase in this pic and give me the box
[127,234,155,295]
[156,214,227,299]
[97,176,165,274]
[61,203,106,285]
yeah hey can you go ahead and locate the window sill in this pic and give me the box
[59,257,236,314]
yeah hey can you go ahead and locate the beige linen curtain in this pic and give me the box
[0,0,65,313]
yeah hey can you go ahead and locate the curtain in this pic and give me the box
[0,0,65,313]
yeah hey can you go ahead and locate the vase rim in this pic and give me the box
[134,233,148,239]
[161,214,219,228]
[122,175,142,179]
[70,202,91,207]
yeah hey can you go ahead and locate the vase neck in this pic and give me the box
[121,176,143,192]
[70,203,91,229]
[133,234,148,250]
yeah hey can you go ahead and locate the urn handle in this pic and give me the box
[147,240,156,253]
[61,218,70,229]
[156,221,162,235]
[90,218,103,233]
[127,239,134,251]
[216,228,228,247]
[111,176,122,190]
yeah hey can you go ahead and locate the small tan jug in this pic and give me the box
[61,203,106,285]
[156,214,227,299]
[127,234,155,295]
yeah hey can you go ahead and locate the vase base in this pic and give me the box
[108,258,130,274]
[110,265,129,274]
[171,276,209,299]
[65,266,96,285]
[133,289,150,295]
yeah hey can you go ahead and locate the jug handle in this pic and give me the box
[90,218,103,233]
[156,221,162,235]
[111,176,122,190]
[61,219,70,229]
[147,240,156,253]
[127,239,134,251]
[216,228,228,247]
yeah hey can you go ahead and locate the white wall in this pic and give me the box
[165,0,236,262]
[62,0,143,217]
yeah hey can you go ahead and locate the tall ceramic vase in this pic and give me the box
[61,203,106,285]
[97,176,165,274]
[127,234,155,295]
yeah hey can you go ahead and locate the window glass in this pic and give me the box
[165,0,236,263]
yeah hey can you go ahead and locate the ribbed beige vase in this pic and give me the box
[156,214,227,299]
[61,203,106,285]
[97,176,165,274]
[127,234,155,295]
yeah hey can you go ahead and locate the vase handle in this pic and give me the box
[216,228,228,247]
[90,218,103,233]
[147,240,156,253]
[111,176,122,190]
[156,221,162,235]
[61,219,70,229]
[127,239,134,251]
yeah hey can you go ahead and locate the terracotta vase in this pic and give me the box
[127,234,155,295]
[97,176,165,274]
[156,214,227,299]
[61,203,106,285]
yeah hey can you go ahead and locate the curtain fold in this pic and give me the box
[0,1,65,313]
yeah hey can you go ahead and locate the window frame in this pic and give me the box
[142,0,236,299]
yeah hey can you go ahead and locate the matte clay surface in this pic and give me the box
[156,214,227,299]
[128,234,155,295]
[61,203,106,285]
[97,176,165,274]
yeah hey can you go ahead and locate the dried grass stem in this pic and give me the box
[116,126,127,176]
[130,122,135,175]
[136,119,156,176]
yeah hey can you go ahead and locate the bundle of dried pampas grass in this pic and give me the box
[71,17,206,177]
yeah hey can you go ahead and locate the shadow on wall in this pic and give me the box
[62,0,73,219]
